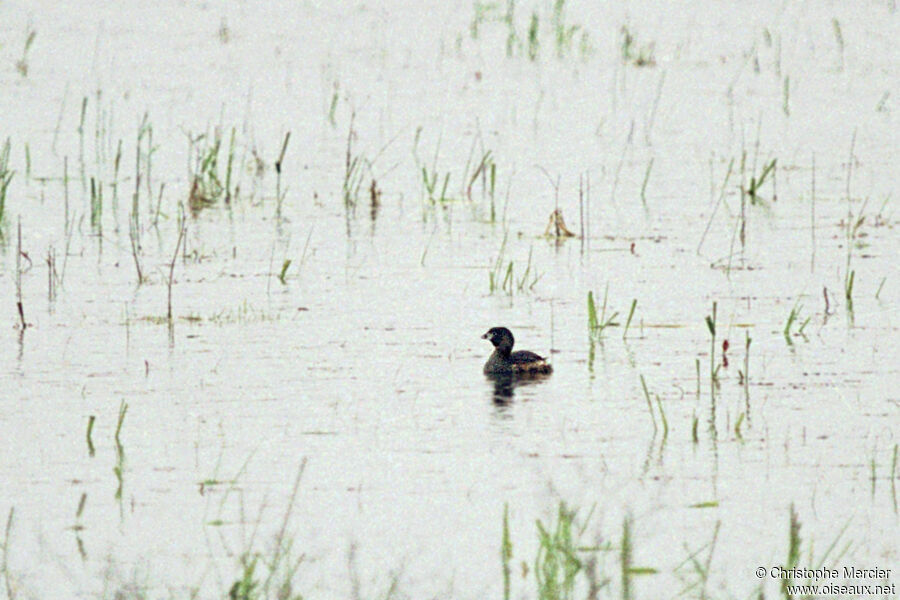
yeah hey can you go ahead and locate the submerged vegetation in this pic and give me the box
[468,0,593,60]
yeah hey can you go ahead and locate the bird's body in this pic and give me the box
[481,327,553,375]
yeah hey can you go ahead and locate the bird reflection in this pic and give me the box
[486,372,550,406]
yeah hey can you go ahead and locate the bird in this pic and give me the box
[481,327,553,375]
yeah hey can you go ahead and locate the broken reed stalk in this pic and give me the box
[167,209,187,321]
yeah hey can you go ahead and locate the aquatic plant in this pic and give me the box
[535,502,592,600]
[640,375,668,438]
[744,157,776,204]
[551,0,583,58]
[343,111,368,211]
[15,27,36,77]
[226,462,308,600]
[188,129,226,213]
[0,137,13,228]
[275,131,290,216]
[113,400,128,502]
[85,415,96,457]
[622,299,637,339]
[620,25,655,67]
[501,504,512,600]
[489,235,541,296]
[587,286,619,339]
[166,208,187,321]
[527,12,540,60]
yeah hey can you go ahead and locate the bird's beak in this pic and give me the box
[481,332,489,339]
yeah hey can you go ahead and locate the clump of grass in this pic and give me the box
[343,111,369,212]
[488,234,541,296]
[422,165,452,204]
[188,130,226,214]
[620,26,655,67]
[673,520,720,598]
[551,0,581,58]
[227,461,308,600]
[588,285,619,339]
[783,300,810,344]
[466,150,496,207]
[535,502,595,600]
[743,157,777,204]
[469,1,496,39]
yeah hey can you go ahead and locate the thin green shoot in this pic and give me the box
[870,451,877,497]
[86,415,96,457]
[622,299,637,339]
[782,505,801,597]
[784,301,803,343]
[640,159,653,207]
[891,444,898,513]
[527,13,539,60]
[655,394,668,439]
[621,516,632,600]
[746,158,776,203]
[639,375,658,434]
[845,269,855,307]
[115,400,128,448]
[15,27,36,76]
[587,286,619,339]
[743,331,751,414]
[734,412,745,440]
[502,503,512,600]
[705,301,718,400]
[327,83,339,127]
[278,260,292,285]
[691,412,699,444]
[0,137,13,227]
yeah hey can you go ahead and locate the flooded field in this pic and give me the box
[0,0,897,598]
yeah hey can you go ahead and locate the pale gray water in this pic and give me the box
[0,0,897,598]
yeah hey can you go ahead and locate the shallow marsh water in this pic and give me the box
[0,0,898,598]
